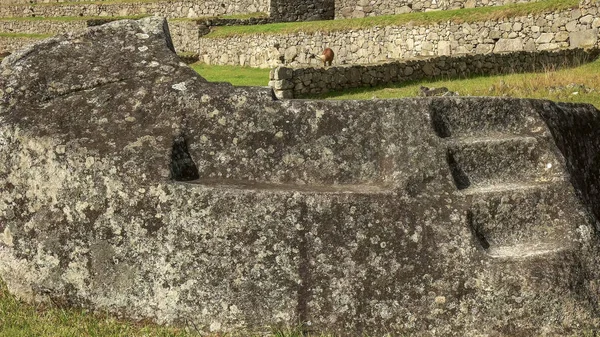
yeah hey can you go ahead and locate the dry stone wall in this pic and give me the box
[270,0,334,21]
[0,36,43,54]
[268,48,600,98]
[0,0,269,18]
[198,3,600,68]
[4,0,115,3]
[334,0,534,18]
[2,0,540,16]
[168,20,202,53]
[0,20,87,35]
[0,18,199,55]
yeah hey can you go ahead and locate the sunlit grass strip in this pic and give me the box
[205,0,578,38]
[305,57,600,108]
[0,14,149,21]
[0,32,52,38]
[0,281,197,337]
[0,279,327,336]
[191,63,271,86]
[170,12,268,21]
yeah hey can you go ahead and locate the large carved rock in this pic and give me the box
[1,17,600,336]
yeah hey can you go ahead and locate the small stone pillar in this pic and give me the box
[269,66,295,99]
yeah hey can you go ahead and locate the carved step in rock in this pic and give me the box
[446,135,565,190]
[467,181,587,256]
[430,98,548,139]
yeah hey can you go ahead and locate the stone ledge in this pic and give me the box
[269,48,600,98]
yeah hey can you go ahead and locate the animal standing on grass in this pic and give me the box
[319,48,334,67]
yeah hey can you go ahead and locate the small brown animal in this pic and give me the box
[319,48,334,67]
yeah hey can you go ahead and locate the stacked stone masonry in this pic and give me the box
[0,37,43,55]
[0,20,87,35]
[0,19,201,55]
[334,0,536,18]
[270,0,335,21]
[268,48,600,98]
[0,0,333,22]
[0,0,543,16]
[198,2,600,68]
[0,0,269,19]
[4,0,117,3]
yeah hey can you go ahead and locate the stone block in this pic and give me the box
[535,33,554,44]
[395,6,412,14]
[537,43,560,51]
[555,31,570,42]
[493,38,524,53]
[580,14,594,25]
[438,41,451,56]
[569,29,598,48]
[475,44,494,54]
[271,66,294,80]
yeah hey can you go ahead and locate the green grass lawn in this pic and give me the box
[190,57,600,109]
[0,15,149,22]
[310,57,600,108]
[0,280,319,337]
[204,0,578,38]
[191,63,271,86]
[0,281,198,337]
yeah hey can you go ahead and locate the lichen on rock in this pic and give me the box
[1,17,600,336]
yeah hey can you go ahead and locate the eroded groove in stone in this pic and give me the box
[1,17,600,337]
[430,108,451,138]
[170,136,200,181]
[467,210,490,250]
[446,149,470,190]
[180,179,392,194]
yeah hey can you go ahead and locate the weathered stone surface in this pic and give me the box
[493,38,524,53]
[1,18,600,336]
[196,1,600,68]
[570,29,599,48]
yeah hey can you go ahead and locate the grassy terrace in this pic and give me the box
[0,32,53,38]
[0,0,183,7]
[0,15,149,21]
[205,0,579,37]
[191,57,600,109]
[0,12,267,22]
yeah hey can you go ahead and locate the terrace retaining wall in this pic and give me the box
[2,0,542,17]
[268,48,600,98]
[0,0,269,19]
[198,2,599,68]
[334,0,537,19]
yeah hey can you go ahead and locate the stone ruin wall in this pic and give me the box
[0,0,270,18]
[0,37,43,56]
[197,2,600,68]
[0,0,334,22]
[4,0,116,3]
[0,20,87,35]
[0,0,544,17]
[268,48,600,98]
[270,0,335,21]
[0,18,199,55]
[334,0,537,19]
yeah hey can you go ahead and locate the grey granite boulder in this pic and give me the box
[1,17,600,336]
